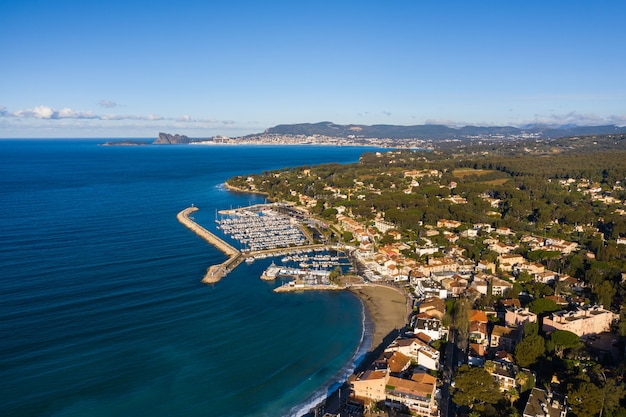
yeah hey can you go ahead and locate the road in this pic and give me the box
[439,326,460,417]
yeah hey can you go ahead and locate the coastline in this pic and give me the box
[274,282,409,350]
[298,284,409,417]
[223,181,270,197]
[347,284,408,351]
[176,205,409,415]
[5,141,397,417]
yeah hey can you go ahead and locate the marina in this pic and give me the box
[216,204,310,251]
[261,262,332,282]
[178,206,349,284]
[280,253,350,269]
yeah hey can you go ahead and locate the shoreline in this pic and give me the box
[347,284,409,351]
[300,284,409,417]
[176,206,409,415]
[223,181,270,197]
[274,282,409,350]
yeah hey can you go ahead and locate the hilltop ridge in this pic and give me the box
[260,121,626,140]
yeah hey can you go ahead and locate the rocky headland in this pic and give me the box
[153,132,195,144]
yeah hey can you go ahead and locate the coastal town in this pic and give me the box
[8,1,626,416]
[208,131,542,150]
[180,134,626,417]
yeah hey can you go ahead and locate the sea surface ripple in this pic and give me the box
[0,140,380,417]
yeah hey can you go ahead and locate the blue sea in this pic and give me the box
[0,140,378,417]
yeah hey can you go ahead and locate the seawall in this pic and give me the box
[177,207,239,256]
[176,206,241,283]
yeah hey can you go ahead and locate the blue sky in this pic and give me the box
[1,0,625,138]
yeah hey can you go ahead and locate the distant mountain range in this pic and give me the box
[259,121,626,140]
[106,124,626,147]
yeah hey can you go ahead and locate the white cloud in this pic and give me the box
[608,115,626,126]
[57,107,98,119]
[521,111,626,127]
[174,115,236,124]
[99,100,118,108]
[424,118,475,127]
[34,105,55,119]
[2,104,255,137]
[12,105,97,120]
[101,114,125,120]
[101,113,162,121]
[13,105,55,119]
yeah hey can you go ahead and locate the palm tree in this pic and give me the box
[505,387,520,408]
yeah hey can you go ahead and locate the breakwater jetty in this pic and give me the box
[177,206,242,284]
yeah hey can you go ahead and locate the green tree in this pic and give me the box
[515,334,545,367]
[505,387,520,408]
[586,266,606,290]
[593,280,615,309]
[452,365,502,411]
[453,298,471,351]
[526,282,554,299]
[328,266,342,284]
[321,207,338,219]
[601,378,626,417]
[549,330,581,358]
[515,369,535,392]
[568,381,604,417]
[527,297,561,315]
[516,270,532,283]
[618,308,626,338]
[378,233,396,245]
[522,320,539,337]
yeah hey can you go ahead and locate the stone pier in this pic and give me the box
[177,206,241,283]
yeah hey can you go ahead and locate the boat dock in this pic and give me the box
[177,206,336,284]
[260,262,331,281]
[274,282,343,292]
[215,204,312,250]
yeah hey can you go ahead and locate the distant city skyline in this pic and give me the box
[1,0,625,138]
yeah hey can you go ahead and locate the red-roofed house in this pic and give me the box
[387,351,411,375]
[490,325,521,351]
[386,374,438,417]
[351,369,388,402]
[470,310,488,323]
[470,321,489,346]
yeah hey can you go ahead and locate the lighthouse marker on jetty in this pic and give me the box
[176,206,242,284]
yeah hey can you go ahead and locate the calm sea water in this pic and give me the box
[0,140,377,417]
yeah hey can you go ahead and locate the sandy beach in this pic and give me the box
[348,284,409,352]
[302,284,410,416]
